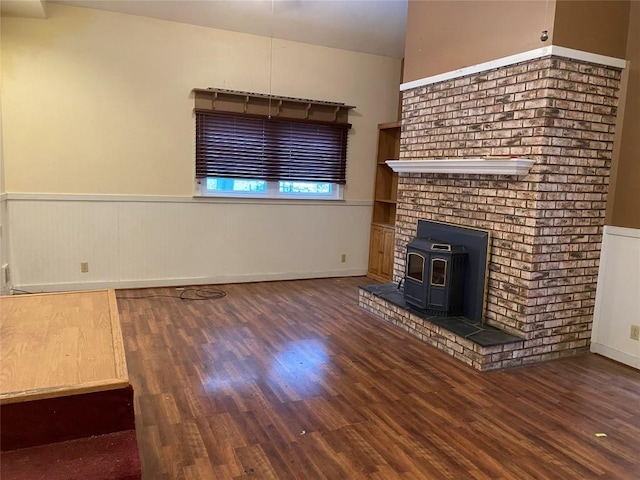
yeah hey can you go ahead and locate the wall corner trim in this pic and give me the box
[602,225,640,239]
[400,46,627,92]
[591,343,640,370]
[14,269,370,294]
[4,193,372,207]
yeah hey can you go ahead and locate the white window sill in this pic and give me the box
[192,193,351,206]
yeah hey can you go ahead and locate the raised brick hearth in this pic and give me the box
[359,53,623,370]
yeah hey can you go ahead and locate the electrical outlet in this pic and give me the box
[81,262,89,273]
[341,253,347,263]
[1,264,10,284]
[631,325,640,341]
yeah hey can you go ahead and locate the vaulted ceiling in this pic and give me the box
[1,0,408,58]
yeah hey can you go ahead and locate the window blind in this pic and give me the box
[195,110,349,184]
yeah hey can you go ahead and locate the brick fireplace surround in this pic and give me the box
[359,52,623,371]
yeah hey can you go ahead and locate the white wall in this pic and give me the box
[591,226,640,369]
[1,4,399,198]
[1,4,401,290]
[0,17,9,295]
[0,192,7,295]
[8,195,371,291]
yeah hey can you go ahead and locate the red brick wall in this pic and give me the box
[394,56,621,361]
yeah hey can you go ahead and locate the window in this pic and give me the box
[193,88,353,200]
[407,253,425,283]
[430,258,447,286]
[200,177,340,199]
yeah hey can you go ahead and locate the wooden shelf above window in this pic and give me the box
[193,88,355,124]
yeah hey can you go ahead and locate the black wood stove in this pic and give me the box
[404,237,467,316]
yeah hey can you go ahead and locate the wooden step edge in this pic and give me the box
[0,378,130,405]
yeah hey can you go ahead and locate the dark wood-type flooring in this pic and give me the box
[116,277,640,480]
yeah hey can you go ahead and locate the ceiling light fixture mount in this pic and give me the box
[540,0,550,42]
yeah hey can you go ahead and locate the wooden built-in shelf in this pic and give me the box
[368,122,401,282]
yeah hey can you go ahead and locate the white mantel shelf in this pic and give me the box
[386,158,535,176]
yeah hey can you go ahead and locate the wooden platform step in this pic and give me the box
[0,430,141,480]
[0,290,130,408]
[0,290,141,479]
[1,385,135,451]
[1,290,136,450]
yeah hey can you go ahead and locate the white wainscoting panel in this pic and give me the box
[0,194,10,294]
[591,226,640,369]
[117,201,230,282]
[9,199,121,288]
[7,196,372,291]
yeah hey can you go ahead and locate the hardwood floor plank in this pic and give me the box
[234,443,280,480]
[116,278,640,479]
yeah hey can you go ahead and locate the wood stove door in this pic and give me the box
[404,251,427,310]
[426,257,450,312]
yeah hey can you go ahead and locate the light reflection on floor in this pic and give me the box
[268,339,328,397]
[202,339,329,397]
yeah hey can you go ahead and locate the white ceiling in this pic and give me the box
[27,0,407,58]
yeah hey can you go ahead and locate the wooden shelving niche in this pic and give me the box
[367,121,400,282]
